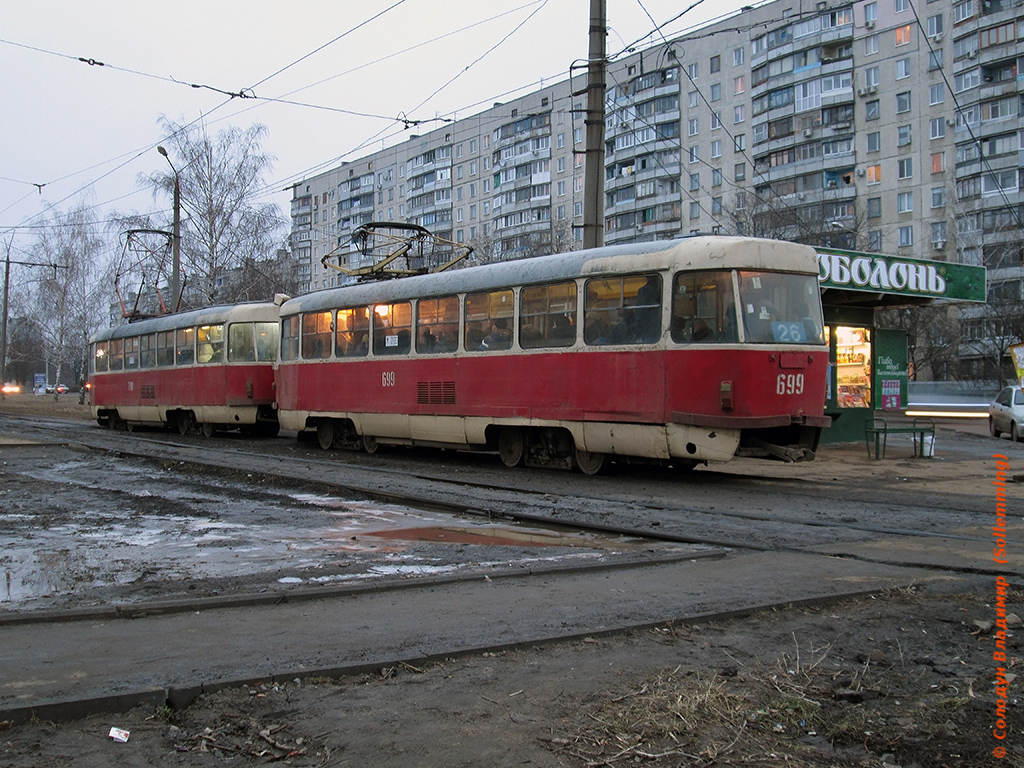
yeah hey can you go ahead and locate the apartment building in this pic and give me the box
[291,0,1022,376]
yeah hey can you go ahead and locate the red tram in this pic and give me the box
[276,237,830,472]
[89,301,282,436]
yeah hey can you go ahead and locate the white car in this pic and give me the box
[989,386,1024,440]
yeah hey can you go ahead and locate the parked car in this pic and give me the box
[989,386,1024,440]
[43,384,68,395]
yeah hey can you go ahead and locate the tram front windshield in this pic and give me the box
[737,271,824,345]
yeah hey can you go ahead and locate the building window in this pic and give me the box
[689,201,701,219]
[864,35,879,55]
[930,118,945,139]
[898,225,914,246]
[867,197,882,218]
[711,112,722,129]
[867,165,882,184]
[689,91,699,108]
[734,104,746,123]
[898,158,913,179]
[712,196,722,214]
[710,55,721,73]
[865,67,880,87]
[895,0,909,12]
[733,47,745,65]
[735,163,746,181]
[895,25,912,45]
[931,187,946,208]
[868,230,883,251]
[734,76,745,94]
[931,222,948,244]
[867,131,881,152]
[896,59,911,79]
[710,83,722,101]
[865,1,878,23]
[687,63,698,79]
[712,168,723,186]
[897,125,912,146]
[865,100,880,120]
[898,191,914,212]
[689,146,699,163]
[930,84,945,105]
[896,92,911,113]
[711,140,722,158]
[688,118,699,136]
[690,172,700,191]
[734,134,746,151]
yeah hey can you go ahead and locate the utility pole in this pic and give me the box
[158,146,182,311]
[1,242,10,392]
[582,0,607,250]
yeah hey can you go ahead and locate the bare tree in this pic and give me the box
[143,118,288,307]
[25,204,109,394]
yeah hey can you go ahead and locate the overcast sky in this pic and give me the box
[1,0,751,256]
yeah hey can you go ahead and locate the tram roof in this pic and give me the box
[282,236,818,316]
[90,300,281,343]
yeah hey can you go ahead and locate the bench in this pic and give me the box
[865,417,936,460]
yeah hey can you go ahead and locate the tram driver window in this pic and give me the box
[465,290,514,351]
[124,336,140,369]
[157,330,175,367]
[417,296,459,353]
[584,274,662,345]
[372,302,412,356]
[738,271,824,345]
[228,323,257,362]
[140,334,156,368]
[520,282,577,348]
[281,316,300,361]
[670,271,737,344]
[109,338,124,371]
[336,308,369,357]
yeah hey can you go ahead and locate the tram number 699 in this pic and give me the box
[381,371,396,388]
[776,373,804,395]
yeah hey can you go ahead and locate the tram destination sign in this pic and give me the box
[816,248,986,302]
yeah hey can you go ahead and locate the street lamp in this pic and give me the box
[157,145,181,311]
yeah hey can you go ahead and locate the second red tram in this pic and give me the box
[89,301,282,436]
[276,237,830,472]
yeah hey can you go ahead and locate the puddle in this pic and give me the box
[0,449,680,608]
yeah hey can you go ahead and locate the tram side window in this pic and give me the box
[196,324,224,364]
[281,316,300,361]
[254,322,279,362]
[123,336,140,369]
[738,271,825,345]
[520,282,577,348]
[140,334,156,368]
[416,296,459,353]
[335,308,369,358]
[109,338,124,371]
[301,312,333,359]
[584,274,662,345]
[93,341,108,373]
[176,328,195,365]
[465,290,514,351]
[372,302,412,356]
[671,271,737,344]
[157,330,175,367]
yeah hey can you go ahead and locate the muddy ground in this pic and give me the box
[1,395,1022,766]
[0,584,1019,767]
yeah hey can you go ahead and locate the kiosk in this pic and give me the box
[816,249,986,444]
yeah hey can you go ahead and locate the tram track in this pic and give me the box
[6,414,1006,581]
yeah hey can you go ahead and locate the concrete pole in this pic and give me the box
[1,245,10,393]
[582,0,606,250]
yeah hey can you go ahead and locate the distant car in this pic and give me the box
[989,386,1024,440]
[1,383,20,394]
[56,384,68,394]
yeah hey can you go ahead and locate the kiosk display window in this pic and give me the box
[834,326,871,408]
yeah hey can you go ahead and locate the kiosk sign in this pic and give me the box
[817,249,986,302]
[873,329,909,411]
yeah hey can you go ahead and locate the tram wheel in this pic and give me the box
[497,427,526,468]
[177,412,193,436]
[317,421,336,450]
[362,435,380,454]
[574,448,606,475]
[110,414,126,431]
[200,422,216,439]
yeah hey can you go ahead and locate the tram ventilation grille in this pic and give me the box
[417,381,456,405]
[141,384,156,400]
